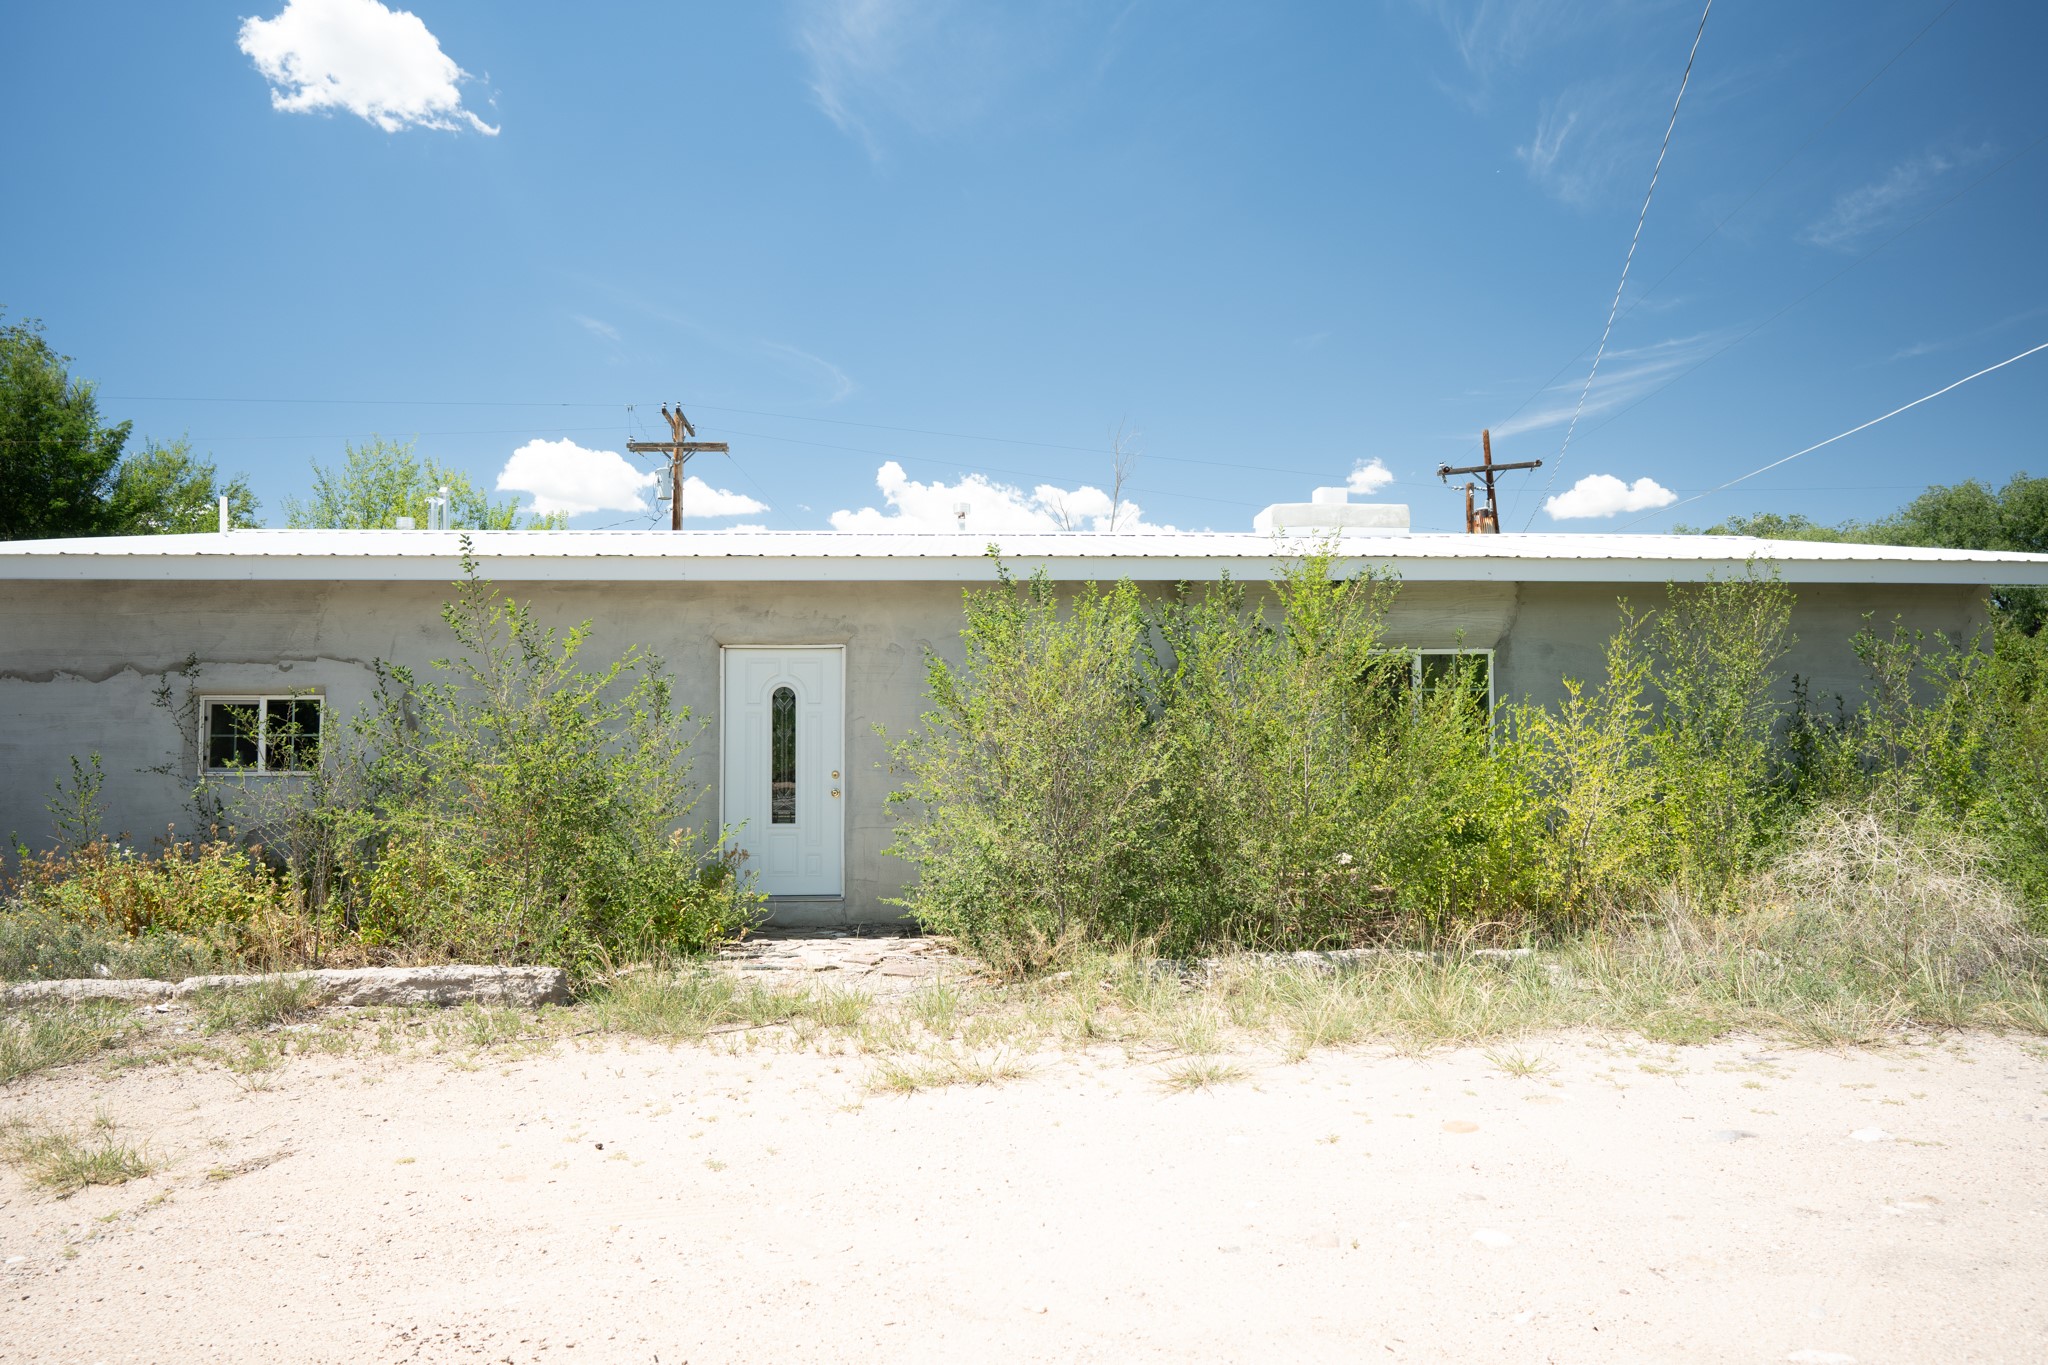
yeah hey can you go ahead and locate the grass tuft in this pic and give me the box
[1484,1044,1553,1079]
[2,1116,153,1196]
[1160,1057,1246,1092]
[866,1050,1033,1095]
[0,1004,136,1085]
[196,977,320,1033]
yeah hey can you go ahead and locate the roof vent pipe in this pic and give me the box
[218,494,230,534]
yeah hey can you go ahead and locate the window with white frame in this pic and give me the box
[199,696,323,774]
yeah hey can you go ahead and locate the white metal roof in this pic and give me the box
[2,528,2046,586]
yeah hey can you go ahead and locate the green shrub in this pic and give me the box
[885,555,2048,966]
[271,549,760,977]
[887,555,1550,966]
[1506,606,1662,915]
[0,898,242,982]
[1153,561,1543,946]
[1646,572,1798,904]
[884,565,1171,970]
[3,838,300,975]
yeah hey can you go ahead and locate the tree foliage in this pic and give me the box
[283,437,557,530]
[1,314,261,538]
[0,314,131,540]
[106,438,260,533]
[1682,473,2048,632]
[887,557,2048,969]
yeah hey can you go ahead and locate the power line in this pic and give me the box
[697,425,1297,511]
[1540,127,2048,469]
[104,395,622,409]
[108,399,1400,507]
[1485,0,1963,496]
[1526,0,1714,528]
[1615,339,2048,530]
[105,392,1129,459]
[161,424,632,443]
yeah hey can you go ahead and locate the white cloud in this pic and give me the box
[1543,474,1677,520]
[497,440,656,517]
[1491,331,1731,440]
[792,0,1117,158]
[677,475,772,519]
[238,0,498,135]
[1803,146,1992,251]
[1514,79,1652,207]
[1411,0,1586,80]
[496,439,770,519]
[829,461,1172,533]
[1347,459,1395,495]
[573,315,619,343]
[760,341,856,403]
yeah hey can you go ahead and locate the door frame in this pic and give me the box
[717,644,849,898]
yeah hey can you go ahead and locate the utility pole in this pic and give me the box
[1436,429,1542,534]
[627,403,730,530]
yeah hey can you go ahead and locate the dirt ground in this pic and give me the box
[3,1024,2046,1364]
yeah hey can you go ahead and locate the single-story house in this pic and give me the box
[5,500,2047,923]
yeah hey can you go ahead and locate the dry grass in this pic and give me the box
[195,977,321,1033]
[1159,1058,1247,1092]
[867,1051,1034,1095]
[1,1115,153,1196]
[0,817,2036,1092]
[0,1002,136,1084]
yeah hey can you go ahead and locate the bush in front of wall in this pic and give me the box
[884,553,1554,966]
[1151,561,1545,948]
[2,836,299,977]
[299,551,760,977]
[885,552,2048,970]
[882,565,1171,972]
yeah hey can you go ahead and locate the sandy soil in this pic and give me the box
[2,1026,2046,1364]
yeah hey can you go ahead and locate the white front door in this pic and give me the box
[721,647,845,897]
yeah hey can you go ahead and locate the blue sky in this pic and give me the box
[3,0,2044,534]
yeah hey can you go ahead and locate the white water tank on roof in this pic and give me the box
[1253,488,1410,535]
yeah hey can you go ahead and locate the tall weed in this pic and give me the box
[258,548,760,977]
[883,564,1170,970]
[887,554,2048,966]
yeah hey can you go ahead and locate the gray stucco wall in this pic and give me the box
[0,575,1990,922]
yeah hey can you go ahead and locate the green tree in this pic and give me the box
[1684,475,2048,632]
[1674,512,1853,542]
[1872,475,2048,632]
[106,438,260,533]
[283,437,557,530]
[0,314,131,540]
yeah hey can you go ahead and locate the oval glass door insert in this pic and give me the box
[770,685,797,824]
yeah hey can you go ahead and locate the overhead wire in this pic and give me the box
[1591,0,1964,351]
[102,390,1401,517]
[1524,0,1714,528]
[695,424,1284,511]
[1488,0,1964,513]
[1545,127,2048,458]
[1616,339,2048,530]
[105,391,1128,459]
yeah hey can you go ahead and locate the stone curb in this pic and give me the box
[0,965,571,1010]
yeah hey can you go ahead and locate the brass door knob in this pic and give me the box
[831,788,841,798]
